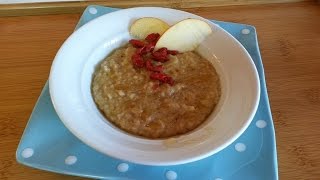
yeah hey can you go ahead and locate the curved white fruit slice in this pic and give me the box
[155,19,212,52]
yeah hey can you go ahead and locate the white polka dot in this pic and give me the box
[166,170,177,180]
[117,163,129,172]
[89,7,98,15]
[256,120,267,128]
[235,143,246,152]
[241,28,250,34]
[22,148,34,158]
[65,156,77,165]
[215,178,223,180]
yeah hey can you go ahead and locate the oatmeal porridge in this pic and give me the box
[92,43,221,139]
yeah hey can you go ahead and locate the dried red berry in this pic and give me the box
[150,72,174,85]
[152,55,168,62]
[149,41,157,46]
[145,33,160,43]
[155,47,168,55]
[152,47,169,62]
[167,50,179,55]
[146,60,163,72]
[145,43,155,52]
[128,37,175,86]
[129,39,145,48]
[136,47,147,55]
[131,53,145,68]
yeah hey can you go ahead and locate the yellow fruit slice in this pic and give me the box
[130,17,170,39]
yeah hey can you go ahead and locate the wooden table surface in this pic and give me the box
[1,2,320,180]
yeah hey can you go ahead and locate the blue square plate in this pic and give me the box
[16,6,278,180]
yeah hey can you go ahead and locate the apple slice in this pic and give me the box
[130,17,170,39]
[155,19,212,52]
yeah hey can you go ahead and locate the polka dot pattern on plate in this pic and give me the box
[256,120,267,128]
[22,148,34,158]
[166,170,177,180]
[65,156,77,165]
[89,7,98,15]
[117,163,129,172]
[235,143,246,152]
[241,28,250,34]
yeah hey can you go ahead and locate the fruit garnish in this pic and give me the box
[130,17,170,39]
[155,18,212,52]
[129,39,145,48]
[152,47,169,62]
[128,18,212,85]
[129,33,176,86]
[150,72,174,86]
[131,53,145,68]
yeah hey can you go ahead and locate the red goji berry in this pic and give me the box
[152,54,169,62]
[155,47,168,55]
[149,41,157,46]
[152,47,169,62]
[167,50,179,55]
[145,33,160,43]
[145,43,155,52]
[136,47,148,55]
[131,53,145,68]
[150,72,174,85]
[128,38,175,86]
[129,39,145,48]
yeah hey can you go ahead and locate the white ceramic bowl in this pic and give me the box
[49,7,260,165]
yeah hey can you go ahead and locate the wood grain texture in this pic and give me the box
[0,2,320,180]
[0,0,309,5]
[0,0,311,17]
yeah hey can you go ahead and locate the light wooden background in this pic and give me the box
[0,0,309,5]
[0,0,311,17]
[0,1,320,180]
